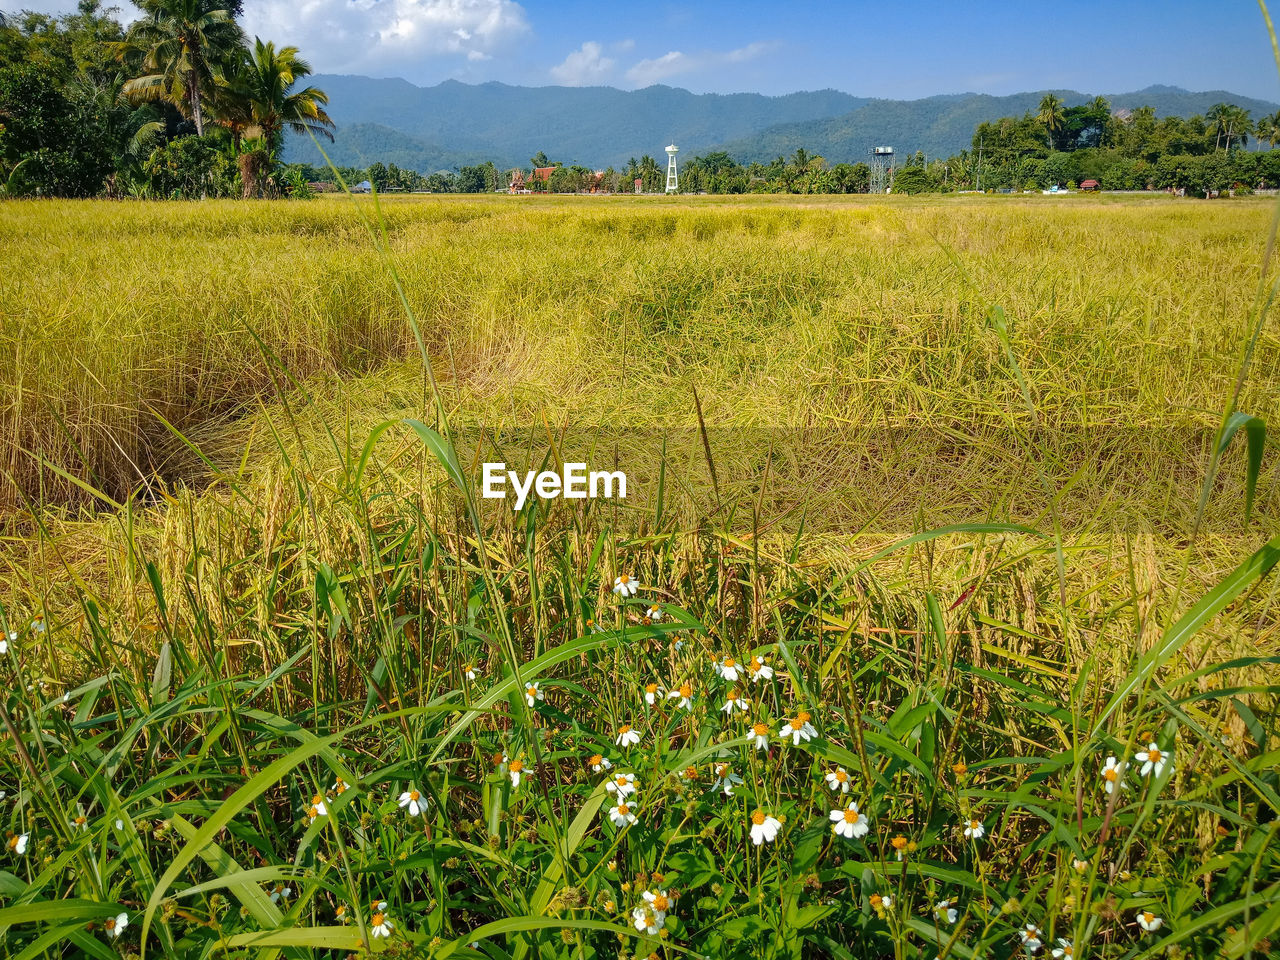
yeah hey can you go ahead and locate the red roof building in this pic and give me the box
[1080,179,1100,191]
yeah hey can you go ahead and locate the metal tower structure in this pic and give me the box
[869,145,894,193]
[665,143,679,193]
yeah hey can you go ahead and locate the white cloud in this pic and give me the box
[625,42,769,87]
[549,41,615,86]
[240,0,530,75]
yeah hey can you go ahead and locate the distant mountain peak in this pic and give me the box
[286,75,1278,173]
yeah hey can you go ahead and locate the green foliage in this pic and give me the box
[0,61,117,196]
[141,133,236,197]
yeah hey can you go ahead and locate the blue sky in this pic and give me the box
[8,0,1280,100]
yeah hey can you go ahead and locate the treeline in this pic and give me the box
[0,0,331,198]
[889,95,1280,195]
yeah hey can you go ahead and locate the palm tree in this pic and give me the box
[120,0,243,137]
[218,39,333,154]
[1036,93,1065,144]
[1257,111,1280,149]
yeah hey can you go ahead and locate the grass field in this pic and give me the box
[0,193,1277,959]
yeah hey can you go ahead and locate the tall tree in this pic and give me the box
[120,0,242,136]
[1036,93,1065,147]
[219,38,332,153]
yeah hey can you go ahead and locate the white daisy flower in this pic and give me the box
[508,759,528,788]
[666,681,694,711]
[746,655,773,683]
[824,767,852,794]
[749,721,771,750]
[331,778,349,795]
[616,725,641,748]
[643,682,663,706]
[31,616,45,634]
[613,575,639,597]
[778,711,817,745]
[1019,923,1043,951]
[638,888,671,929]
[398,789,424,817]
[871,893,892,910]
[720,688,749,714]
[114,819,123,830]
[606,772,638,797]
[8,834,28,856]
[523,682,544,708]
[1051,938,1075,958]
[269,884,292,904]
[934,899,958,924]
[645,605,663,622]
[370,906,394,938]
[714,656,741,682]
[0,634,9,655]
[632,904,662,935]
[463,664,478,681]
[1135,743,1172,778]
[962,819,985,840]
[749,810,782,845]
[104,912,128,939]
[70,815,88,832]
[587,753,612,773]
[829,802,870,839]
[712,762,743,796]
[608,800,637,827]
[307,794,328,818]
[1101,755,1125,794]
[1136,909,1163,932]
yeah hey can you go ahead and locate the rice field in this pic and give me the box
[0,193,1277,959]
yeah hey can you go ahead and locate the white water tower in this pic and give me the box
[665,143,679,193]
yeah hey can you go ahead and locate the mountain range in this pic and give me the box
[284,77,1280,173]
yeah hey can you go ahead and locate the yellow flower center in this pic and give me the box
[105,918,116,931]
[679,683,692,697]
[526,685,537,697]
[723,658,735,668]
[843,809,861,823]
[308,805,319,818]
[751,810,766,825]
[684,766,698,779]
[616,775,629,786]
[645,683,657,693]
[619,575,630,584]
[409,790,420,801]
[870,894,882,907]
[372,912,385,926]
[797,711,811,723]
[653,894,670,911]
[715,763,728,777]
[970,820,981,830]
[509,760,524,773]
[1104,768,1118,781]
[1143,912,1154,924]
[617,803,630,815]
[1148,748,1162,762]
[588,754,602,766]
[789,718,803,730]
[727,690,739,701]
[891,836,907,850]
[835,770,848,782]
[74,816,86,826]
[619,725,631,734]
[752,722,769,735]
[312,794,324,805]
